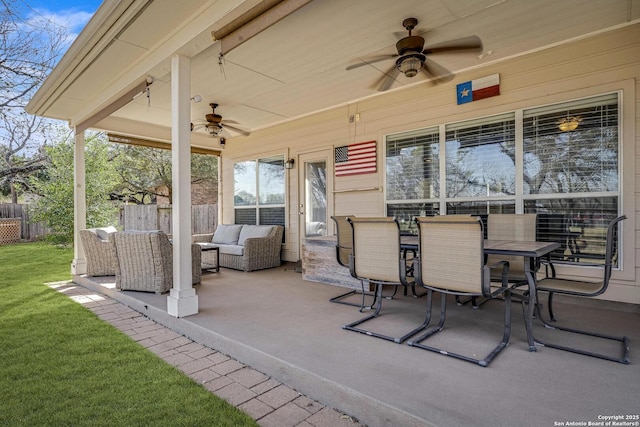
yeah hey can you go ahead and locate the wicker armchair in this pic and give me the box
[80,227,118,276]
[110,231,202,293]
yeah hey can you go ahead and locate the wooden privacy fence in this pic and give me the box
[120,204,217,234]
[0,204,49,243]
[0,203,217,243]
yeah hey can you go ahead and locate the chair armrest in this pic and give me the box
[243,235,278,256]
[399,255,415,286]
[192,233,214,243]
[241,226,283,271]
[483,260,510,298]
[191,243,202,284]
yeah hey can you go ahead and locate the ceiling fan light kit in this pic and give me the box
[397,53,425,77]
[346,17,482,91]
[206,123,223,135]
[557,116,582,132]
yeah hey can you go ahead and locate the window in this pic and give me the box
[445,113,515,214]
[523,93,619,264]
[386,128,440,234]
[385,93,620,265]
[234,155,285,227]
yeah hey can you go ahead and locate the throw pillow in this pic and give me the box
[95,226,118,240]
[237,225,273,246]
[212,224,244,245]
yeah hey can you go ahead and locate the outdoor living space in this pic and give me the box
[74,264,640,427]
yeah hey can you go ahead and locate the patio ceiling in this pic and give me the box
[27,0,640,150]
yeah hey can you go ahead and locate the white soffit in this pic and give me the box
[34,0,640,140]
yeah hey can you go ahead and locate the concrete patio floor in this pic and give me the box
[74,263,640,427]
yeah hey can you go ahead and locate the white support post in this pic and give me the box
[71,129,87,275]
[167,54,198,317]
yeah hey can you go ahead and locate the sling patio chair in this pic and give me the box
[341,217,426,343]
[458,213,537,309]
[487,213,538,283]
[407,216,512,367]
[530,215,629,364]
[537,213,580,263]
[329,215,375,311]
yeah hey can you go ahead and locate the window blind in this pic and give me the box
[386,127,439,201]
[445,113,516,198]
[523,93,619,195]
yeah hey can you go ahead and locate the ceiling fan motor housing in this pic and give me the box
[206,103,223,123]
[396,35,425,56]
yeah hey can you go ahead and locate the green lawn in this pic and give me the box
[0,242,257,427]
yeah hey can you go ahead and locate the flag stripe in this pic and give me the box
[471,74,499,90]
[473,85,500,101]
[335,141,376,176]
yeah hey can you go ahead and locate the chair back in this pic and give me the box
[487,214,537,241]
[348,217,401,283]
[331,215,354,267]
[414,216,485,294]
[602,215,626,286]
[487,214,537,277]
[111,230,173,293]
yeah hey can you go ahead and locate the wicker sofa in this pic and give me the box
[110,230,202,293]
[193,224,283,272]
[79,226,118,276]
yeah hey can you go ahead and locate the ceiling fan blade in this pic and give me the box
[422,35,483,54]
[377,66,401,92]
[421,58,454,83]
[223,123,251,136]
[346,54,397,71]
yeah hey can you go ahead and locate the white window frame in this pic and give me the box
[384,80,635,282]
[233,154,286,226]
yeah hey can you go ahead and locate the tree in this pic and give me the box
[111,144,218,204]
[29,131,119,243]
[0,0,68,202]
[111,145,172,204]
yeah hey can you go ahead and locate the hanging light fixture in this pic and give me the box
[205,123,223,135]
[557,116,582,132]
[396,53,425,78]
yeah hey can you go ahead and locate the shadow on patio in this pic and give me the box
[75,263,639,427]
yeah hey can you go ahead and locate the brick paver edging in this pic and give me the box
[48,281,364,427]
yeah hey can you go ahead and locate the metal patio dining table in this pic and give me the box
[483,239,560,351]
[401,236,560,351]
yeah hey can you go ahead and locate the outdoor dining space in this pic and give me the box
[75,215,638,427]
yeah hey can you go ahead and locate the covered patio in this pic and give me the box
[26,0,640,318]
[74,266,640,427]
[26,1,640,423]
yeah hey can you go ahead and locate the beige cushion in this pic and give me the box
[217,244,244,256]
[212,224,244,245]
[237,225,273,246]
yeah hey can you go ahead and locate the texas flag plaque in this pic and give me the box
[456,74,500,105]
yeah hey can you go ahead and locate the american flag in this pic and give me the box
[334,141,377,177]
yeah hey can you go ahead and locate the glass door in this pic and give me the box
[298,151,332,247]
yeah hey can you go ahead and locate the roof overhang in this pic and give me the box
[27,0,640,148]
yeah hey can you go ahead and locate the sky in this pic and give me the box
[17,0,103,47]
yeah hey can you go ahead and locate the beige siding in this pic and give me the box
[221,23,640,304]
